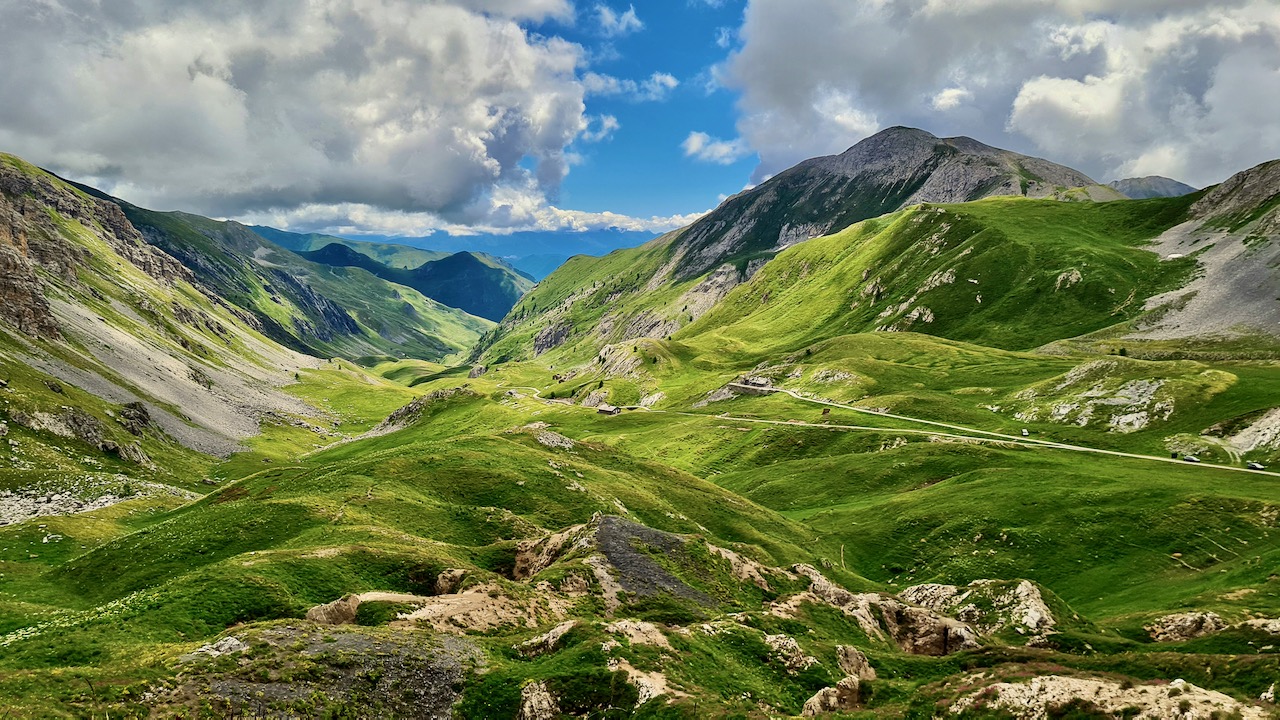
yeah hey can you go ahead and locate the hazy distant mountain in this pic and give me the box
[1107,176,1197,199]
[347,229,658,280]
[299,243,535,321]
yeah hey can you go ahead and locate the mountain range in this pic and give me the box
[2,129,1280,718]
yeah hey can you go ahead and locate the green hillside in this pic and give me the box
[5,143,1280,717]
[300,244,536,322]
[120,208,491,360]
[685,195,1199,352]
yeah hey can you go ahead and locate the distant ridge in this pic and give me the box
[1108,176,1197,199]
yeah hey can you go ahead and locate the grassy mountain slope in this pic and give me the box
[300,244,535,322]
[665,126,1115,281]
[118,207,491,360]
[479,195,1200,367]
[5,141,1280,718]
[684,195,1198,352]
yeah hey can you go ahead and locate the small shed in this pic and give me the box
[597,404,621,416]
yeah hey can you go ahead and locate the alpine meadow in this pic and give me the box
[3,2,1280,719]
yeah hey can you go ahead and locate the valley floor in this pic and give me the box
[4,337,1280,718]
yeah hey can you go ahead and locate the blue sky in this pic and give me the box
[3,1,1280,244]
[534,2,754,220]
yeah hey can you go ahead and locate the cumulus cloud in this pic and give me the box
[0,0,603,228]
[583,71,680,101]
[596,4,644,37]
[721,0,1280,187]
[682,132,752,164]
[239,195,704,237]
[580,115,622,142]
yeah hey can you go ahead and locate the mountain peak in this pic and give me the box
[669,128,1097,280]
[1107,176,1197,199]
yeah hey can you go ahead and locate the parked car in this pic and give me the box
[1183,455,1201,463]
[1248,461,1267,470]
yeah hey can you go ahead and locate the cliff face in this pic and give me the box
[0,156,189,338]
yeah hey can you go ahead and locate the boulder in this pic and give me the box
[802,677,861,716]
[306,594,361,625]
[837,645,876,681]
[764,633,820,673]
[436,568,467,595]
[517,681,560,720]
[515,621,578,657]
[1145,611,1227,642]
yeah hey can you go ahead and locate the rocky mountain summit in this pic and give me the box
[1108,175,1197,199]
[667,126,1103,280]
[1135,158,1280,339]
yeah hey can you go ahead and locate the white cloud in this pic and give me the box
[715,26,736,49]
[0,0,596,227]
[931,87,974,111]
[596,4,644,37]
[580,114,622,142]
[682,132,751,164]
[721,0,1280,187]
[583,71,680,101]
[240,197,703,237]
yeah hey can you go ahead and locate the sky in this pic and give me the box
[2,0,1279,242]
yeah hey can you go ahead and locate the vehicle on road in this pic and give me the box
[1248,461,1267,470]
[1183,455,1201,463]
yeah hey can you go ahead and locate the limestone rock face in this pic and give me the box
[0,158,194,339]
[514,621,578,658]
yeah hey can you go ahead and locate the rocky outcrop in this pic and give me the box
[677,263,744,320]
[837,645,876,681]
[533,321,571,355]
[951,675,1267,719]
[514,525,587,581]
[10,407,151,465]
[900,579,1057,637]
[1145,611,1227,642]
[179,636,248,663]
[764,633,820,673]
[468,364,487,378]
[514,620,578,657]
[306,594,362,625]
[784,564,980,655]
[802,677,861,716]
[371,388,480,435]
[517,681,560,720]
[0,158,190,341]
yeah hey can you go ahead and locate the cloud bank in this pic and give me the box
[0,0,679,232]
[718,0,1280,187]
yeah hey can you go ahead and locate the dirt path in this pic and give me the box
[722,384,1280,478]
